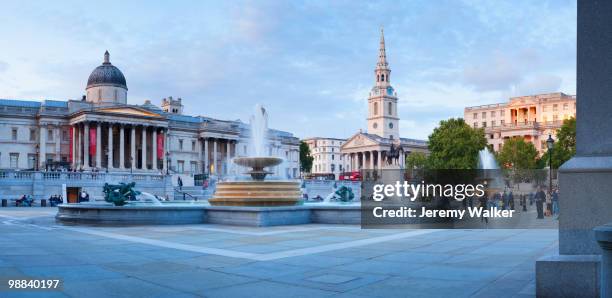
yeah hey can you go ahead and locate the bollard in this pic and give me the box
[595,223,612,298]
[1,199,6,207]
[40,199,47,207]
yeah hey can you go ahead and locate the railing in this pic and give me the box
[0,170,167,182]
[484,120,565,130]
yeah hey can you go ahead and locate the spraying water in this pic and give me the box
[249,104,269,157]
[478,148,499,169]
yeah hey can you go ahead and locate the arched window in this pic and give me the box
[374,102,378,115]
[388,102,392,115]
[381,74,385,82]
[377,75,380,82]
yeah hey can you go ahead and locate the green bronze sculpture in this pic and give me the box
[333,186,355,202]
[103,182,141,206]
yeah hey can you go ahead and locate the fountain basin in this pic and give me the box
[55,203,361,226]
[209,181,301,206]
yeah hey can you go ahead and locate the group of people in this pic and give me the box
[532,187,559,219]
[48,194,63,206]
[15,195,34,207]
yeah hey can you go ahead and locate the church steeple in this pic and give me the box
[367,27,399,140]
[375,27,391,87]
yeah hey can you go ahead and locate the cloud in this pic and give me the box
[514,74,563,96]
[0,61,8,73]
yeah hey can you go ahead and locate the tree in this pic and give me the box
[299,141,314,173]
[405,152,428,170]
[496,138,539,170]
[496,138,539,186]
[548,117,576,169]
[427,118,487,169]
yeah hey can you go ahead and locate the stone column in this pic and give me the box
[39,124,46,170]
[378,151,382,170]
[226,140,231,175]
[213,139,218,175]
[108,124,114,169]
[141,125,147,170]
[152,128,158,170]
[162,129,168,173]
[204,138,209,173]
[76,124,81,168]
[536,1,612,297]
[119,125,125,169]
[96,123,101,168]
[130,126,136,171]
[369,151,374,169]
[83,122,89,169]
[71,125,77,169]
[55,126,61,161]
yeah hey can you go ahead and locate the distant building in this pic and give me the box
[464,92,576,154]
[0,51,300,178]
[303,137,346,177]
[340,28,428,171]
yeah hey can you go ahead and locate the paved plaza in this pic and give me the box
[0,208,558,298]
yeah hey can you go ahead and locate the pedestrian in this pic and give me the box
[552,188,559,216]
[536,187,545,219]
[177,176,183,191]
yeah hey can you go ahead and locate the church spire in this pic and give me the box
[103,50,110,64]
[377,27,388,70]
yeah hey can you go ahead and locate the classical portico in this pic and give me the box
[68,106,168,172]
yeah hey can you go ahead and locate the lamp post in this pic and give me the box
[165,151,170,175]
[129,156,133,174]
[104,148,109,173]
[546,134,555,197]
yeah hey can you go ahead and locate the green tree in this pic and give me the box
[405,152,428,170]
[299,141,314,173]
[496,138,539,186]
[427,118,487,169]
[496,138,539,170]
[547,117,576,169]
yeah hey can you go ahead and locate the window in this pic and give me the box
[373,122,378,129]
[10,153,19,168]
[491,120,496,126]
[381,74,385,81]
[490,134,494,139]
[500,120,505,125]
[332,155,335,160]
[563,103,569,110]
[543,105,549,112]
[482,112,486,118]
[374,102,378,115]
[331,164,335,172]
[491,111,496,117]
[553,115,559,121]
[191,140,196,151]
[553,104,558,111]
[177,160,184,173]
[12,128,18,141]
[114,89,118,101]
[473,122,478,128]
[190,161,197,173]
[28,154,36,169]
[179,139,183,150]
[48,129,53,141]
[388,102,392,115]
[62,130,68,141]
[500,110,505,117]
[473,113,478,119]
[389,122,394,129]
[482,122,487,127]
[29,128,36,141]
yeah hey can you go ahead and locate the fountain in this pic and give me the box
[208,105,302,206]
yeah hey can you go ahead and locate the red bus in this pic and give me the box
[339,171,362,181]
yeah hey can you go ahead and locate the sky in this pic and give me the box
[0,0,576,140]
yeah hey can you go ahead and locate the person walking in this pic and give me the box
[535,187,545,219]
[177,176,183,191]
[552,188,559,216]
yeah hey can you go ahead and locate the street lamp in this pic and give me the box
[129,156,133,174]
[34,144,39,171]
[546,134,555,196]
[104,148,109,173]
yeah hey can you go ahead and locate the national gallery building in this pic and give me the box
[0,51,300,179]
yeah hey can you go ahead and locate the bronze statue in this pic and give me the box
[103,182,140,206]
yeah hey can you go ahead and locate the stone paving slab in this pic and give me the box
[0,208,558,297]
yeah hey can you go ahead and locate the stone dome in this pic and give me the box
[86,51,127,90]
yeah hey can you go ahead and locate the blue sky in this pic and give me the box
[0,0,576,140]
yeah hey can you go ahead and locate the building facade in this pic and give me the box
[464,92,576,154]
[0,51,300,179]
[340,29,428,171]
[303,137,346,177]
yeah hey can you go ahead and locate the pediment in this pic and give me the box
[341,133,379,149]
[95,107,162,118]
